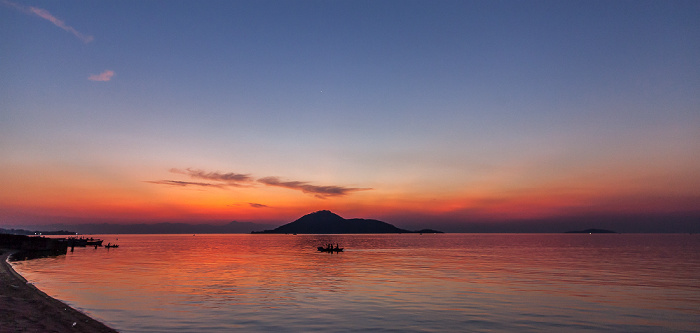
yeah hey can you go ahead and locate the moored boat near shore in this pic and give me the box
[62,237,105,247]
[317,245,343,252]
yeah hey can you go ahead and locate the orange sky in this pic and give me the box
[2,157,698,232]
[2,1,699,232]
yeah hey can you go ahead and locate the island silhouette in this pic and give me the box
[252,210,442,234]
[565,228,617,234]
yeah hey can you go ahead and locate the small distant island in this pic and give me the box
[565,228,617,234]
[0,228,77,236]
[252,210,443,234]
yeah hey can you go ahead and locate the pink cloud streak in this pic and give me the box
[88,70,115,82]
[3,0,94,43]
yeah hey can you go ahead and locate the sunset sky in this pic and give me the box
[2,0,699,232]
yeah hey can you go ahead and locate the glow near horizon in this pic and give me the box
[1,0,699,230]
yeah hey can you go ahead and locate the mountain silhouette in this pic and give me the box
[10,221,276,234]
[565,228,617,234]
[253,210,437,234]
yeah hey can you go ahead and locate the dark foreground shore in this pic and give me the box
[0,250,118,333]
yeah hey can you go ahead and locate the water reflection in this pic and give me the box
[11,234,700,332]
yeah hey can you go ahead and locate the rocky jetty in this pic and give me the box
[0,234,68,259]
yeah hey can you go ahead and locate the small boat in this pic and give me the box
[317,246,343,252]
[104,244,119,248]
[65,237,105,247]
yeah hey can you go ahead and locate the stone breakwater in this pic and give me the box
[0,234,69,259]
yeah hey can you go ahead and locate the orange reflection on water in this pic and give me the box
[11,234,700,332]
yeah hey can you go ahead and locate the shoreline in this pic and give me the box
[0,250,118,333]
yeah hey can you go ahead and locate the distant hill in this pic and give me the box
[5,222,276,234]
[253,210,442,234]
[565,228,617,234]
[78,221,274,234]
[0,228,76,235]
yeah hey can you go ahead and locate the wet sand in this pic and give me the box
[0,250,118,333]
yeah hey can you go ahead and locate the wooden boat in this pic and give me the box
[317,246,343,252]
[65,237,104,247]
[86,240,103,246]
[104,244,119,248]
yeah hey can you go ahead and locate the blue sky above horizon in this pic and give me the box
[1,0,699,232]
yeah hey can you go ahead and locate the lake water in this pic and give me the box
[10,234,700,332]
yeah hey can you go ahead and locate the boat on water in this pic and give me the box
[104,244,119,248]
[317,246,343,252]
[63,237,104,247]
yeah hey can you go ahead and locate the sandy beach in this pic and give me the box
[0,250,117,333]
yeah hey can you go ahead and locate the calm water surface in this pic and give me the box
[11,234,700,332]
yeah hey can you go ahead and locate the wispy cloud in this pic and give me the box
[144,180,226,189]
[257,176,371,199]
[3,0,94,43]
[88,70,115,82]
[249,203,269,208]
[170,168,253,186]
[147,168,372,199]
